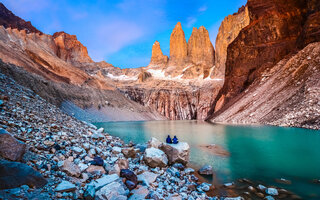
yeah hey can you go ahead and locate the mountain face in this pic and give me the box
[209,0,320,115]
[150,41,168,66]
[169,22,188,66]
[213,6,250,79]
[53,32,93,64]
[0,3,42,34]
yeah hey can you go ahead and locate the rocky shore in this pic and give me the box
[0,72,306,200]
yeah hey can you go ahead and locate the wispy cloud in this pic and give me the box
[186,17,197,28]
[198,5,208,12]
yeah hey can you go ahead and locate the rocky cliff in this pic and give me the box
[209,0,320,115]
[0,3,42,34]
[53,31,93,64]
[213,6,250,79]
[210,42,320,130]
[188,26,215,67]
[168,22,188,66]
[149,41,168,66]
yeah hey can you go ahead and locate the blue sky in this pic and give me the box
[2,0,246,68]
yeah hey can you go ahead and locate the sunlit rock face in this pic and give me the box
[213,5,250,79]
[208,0,320,118]
[169,22,188,67]
[188,26,215,67]
[150,41,168,66]
[53,31,93,64]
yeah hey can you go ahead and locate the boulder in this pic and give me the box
[147,137,162,149]
[143,147,168,168]
[0,129,26,161]
[116,159,129,170]
[129,186,149,200]
[266,188,278,196]
[0,159,47,189]
[137,171,158,187]
[86,165,106,175]
[120,169,138,190]
[55,181,76,192]
[198,165,213,175]
[159,142,190,165]
[95,181,128,200]
[122,147,138,158]
[90,156,104,166]
[61,160,81,177]
[89,174,120,190]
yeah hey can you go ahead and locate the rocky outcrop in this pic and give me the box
[0,160,47,189]
[213,6,250,79]
[210,42,320,130]
[0,3,42,34]
[209,0,320,115]
[188,26,215,67]
[143,147,168,168]
[0,129,26,161]
[53,31,93,64]
[159,142,190,165]
[169,22,188,66]
[138,71,152,82]
[150,41,168,66]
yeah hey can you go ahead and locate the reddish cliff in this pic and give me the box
[209,0,320,115]
[149,41,168,66]
[169,22,188,66]
[53,31,93,64]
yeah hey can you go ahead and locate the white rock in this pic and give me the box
[129,186,149,200]
[159,142,190,165]
[89,174,120,190]
[72,146,84,154]
[112,147,122,153]
[97,128,104,133]
[148,137,162,148]
[78,163,89,172]
[143,147,168,168]
[138,171,159,186]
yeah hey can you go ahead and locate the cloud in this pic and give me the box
[198,5,208,12]
[2,0,51,16]
[186,17,197,28]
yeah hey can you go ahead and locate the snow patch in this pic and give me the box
[106,73,137,81]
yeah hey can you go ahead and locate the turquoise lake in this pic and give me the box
[94,120,320,199]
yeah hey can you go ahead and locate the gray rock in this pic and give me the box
[0,129,26,161]
[137,171,159,186]
[84,184,95,200]
[148,137,162,149]
[265,196,275,200]
[143,147,168,168]
[266,188,278,196]
[95,181,128,200]
[159,142,190,165]
[129,186,149,200]
[55,181,76,192]
[89,174,120,190]
[198,165,213,175]
[0,159,47,189]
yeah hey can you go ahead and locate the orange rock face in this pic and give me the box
[53,31,93,64]
[187,26,215,67]
[150,41,168,65]
[169,22,188,66]
[213,6,250,79]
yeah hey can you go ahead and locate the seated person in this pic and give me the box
[172,135,179,144]
[166,135,172,144]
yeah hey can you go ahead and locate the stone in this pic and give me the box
[148,137,162,149]
[97,127,104,133]
[159,142,190,165]
[265,196,275,200]
[61,160,81,177]
[116,158,129,170]
[137,171,158,186]
[72,146,84,154]
[129,186,149,200]
[0,159,47,189]
[172,163,185,170]
[90,156,104,166]
[120,169,138,190]
[86,165,106,175]
[224,197,244,200]
[122,147,137,158]
[89,174,120,190]
[55,181,76,192]
[168,193,182,200]
[143,147,168,168]
[95,181,128,200]
[198,165,213,175]
[84,184,95,200]
[79,163,89,172]
[112,146,122,154]
[266,188,278,196]
[0,128,26,161]
[184,168,195,174]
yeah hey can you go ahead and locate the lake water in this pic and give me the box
[94,120,320,199]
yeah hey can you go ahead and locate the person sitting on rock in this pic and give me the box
[166,135,172,144]
[172,136,179,144]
